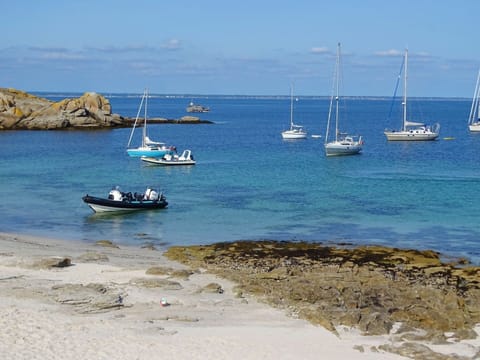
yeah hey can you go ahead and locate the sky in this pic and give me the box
[1,0,479,97]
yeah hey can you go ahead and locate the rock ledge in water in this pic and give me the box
[0,88,124,129]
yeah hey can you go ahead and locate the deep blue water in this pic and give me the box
[2,94,480,264]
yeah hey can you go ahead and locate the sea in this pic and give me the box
[1,93,480,264]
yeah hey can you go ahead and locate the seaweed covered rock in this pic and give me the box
[165,240,480,341]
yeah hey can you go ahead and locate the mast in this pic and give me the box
[290,84,294,129]
[325,43,340,144]
[468,69,480,125]
[127,89,146,148]
[402,49,408,132]
[335,43,341,142]
[142,88,148,147]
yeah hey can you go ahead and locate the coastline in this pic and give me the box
[123,116,213,125]
[0,232,478,359]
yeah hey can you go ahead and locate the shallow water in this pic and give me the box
[1,94,479,263]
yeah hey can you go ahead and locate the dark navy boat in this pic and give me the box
[83,186,168,213]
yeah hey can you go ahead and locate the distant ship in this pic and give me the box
[186,101,210,113]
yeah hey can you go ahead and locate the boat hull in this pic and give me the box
[187,107,209,113]
[325,142,362,156]
[187,102,209,113]
[281,130,307,139]
[127,148,173,157]
[141,157,196,166]
[384,131,439,141]
[469,123,480,132]
[82,195,168,213]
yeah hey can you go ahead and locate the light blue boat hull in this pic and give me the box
[127,148,173,157]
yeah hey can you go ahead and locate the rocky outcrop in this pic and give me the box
[0,88,125,129]
[123,115,213,125]
[165,241,480,344]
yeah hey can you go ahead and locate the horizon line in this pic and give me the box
[29,91,470,101]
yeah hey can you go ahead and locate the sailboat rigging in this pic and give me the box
[324,43,363,156]
[468,68,480,132]
[281,85,307,140]
[126,89,174,157]
[384,49,440,141]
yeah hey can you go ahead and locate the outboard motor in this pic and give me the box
[144,187,160,201]
[149,189,159,201]
[144,188,152,200]
[109,187,123,201]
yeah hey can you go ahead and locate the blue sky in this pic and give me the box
[2,0,479,96]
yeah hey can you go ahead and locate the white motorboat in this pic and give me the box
[281,85,307,140]
[186,101,209,113]
[324,43,363,156]
[384,49,440,141]
[141,149,196,166]
[468,69,480,132]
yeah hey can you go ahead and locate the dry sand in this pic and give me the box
[0,232,477,359]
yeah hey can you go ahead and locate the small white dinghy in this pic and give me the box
[141,149,196,166]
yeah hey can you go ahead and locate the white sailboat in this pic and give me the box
[324,43,363,156]
[126,89,174,157]
[468,69,480,132]
[384,49,440,141]
[281,85,307,140]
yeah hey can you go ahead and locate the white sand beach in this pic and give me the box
[0,232,477,359]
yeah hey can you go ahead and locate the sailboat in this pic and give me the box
[281,85,307,140]
[468,69,480,132]
[126,89,174,157]
[324,43,363,156]
[384,49,440,141]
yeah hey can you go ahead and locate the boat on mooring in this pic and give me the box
[468,68,480,132]
[281,85,307,140]
[127,89,175,157]
[141,149,196,166]
[384,49,440,141]
[82,186,168,213]
[324,43,363,156]
[186,101,210,113]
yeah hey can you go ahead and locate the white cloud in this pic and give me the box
[39,51,86,60]
[161,39,181,50]
[310,47,329,54]
[415,51,431,58]
[29,46,69,53]
[375,49,403,57]
[87,45,155,53]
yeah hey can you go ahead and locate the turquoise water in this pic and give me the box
[1,94,480,263]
